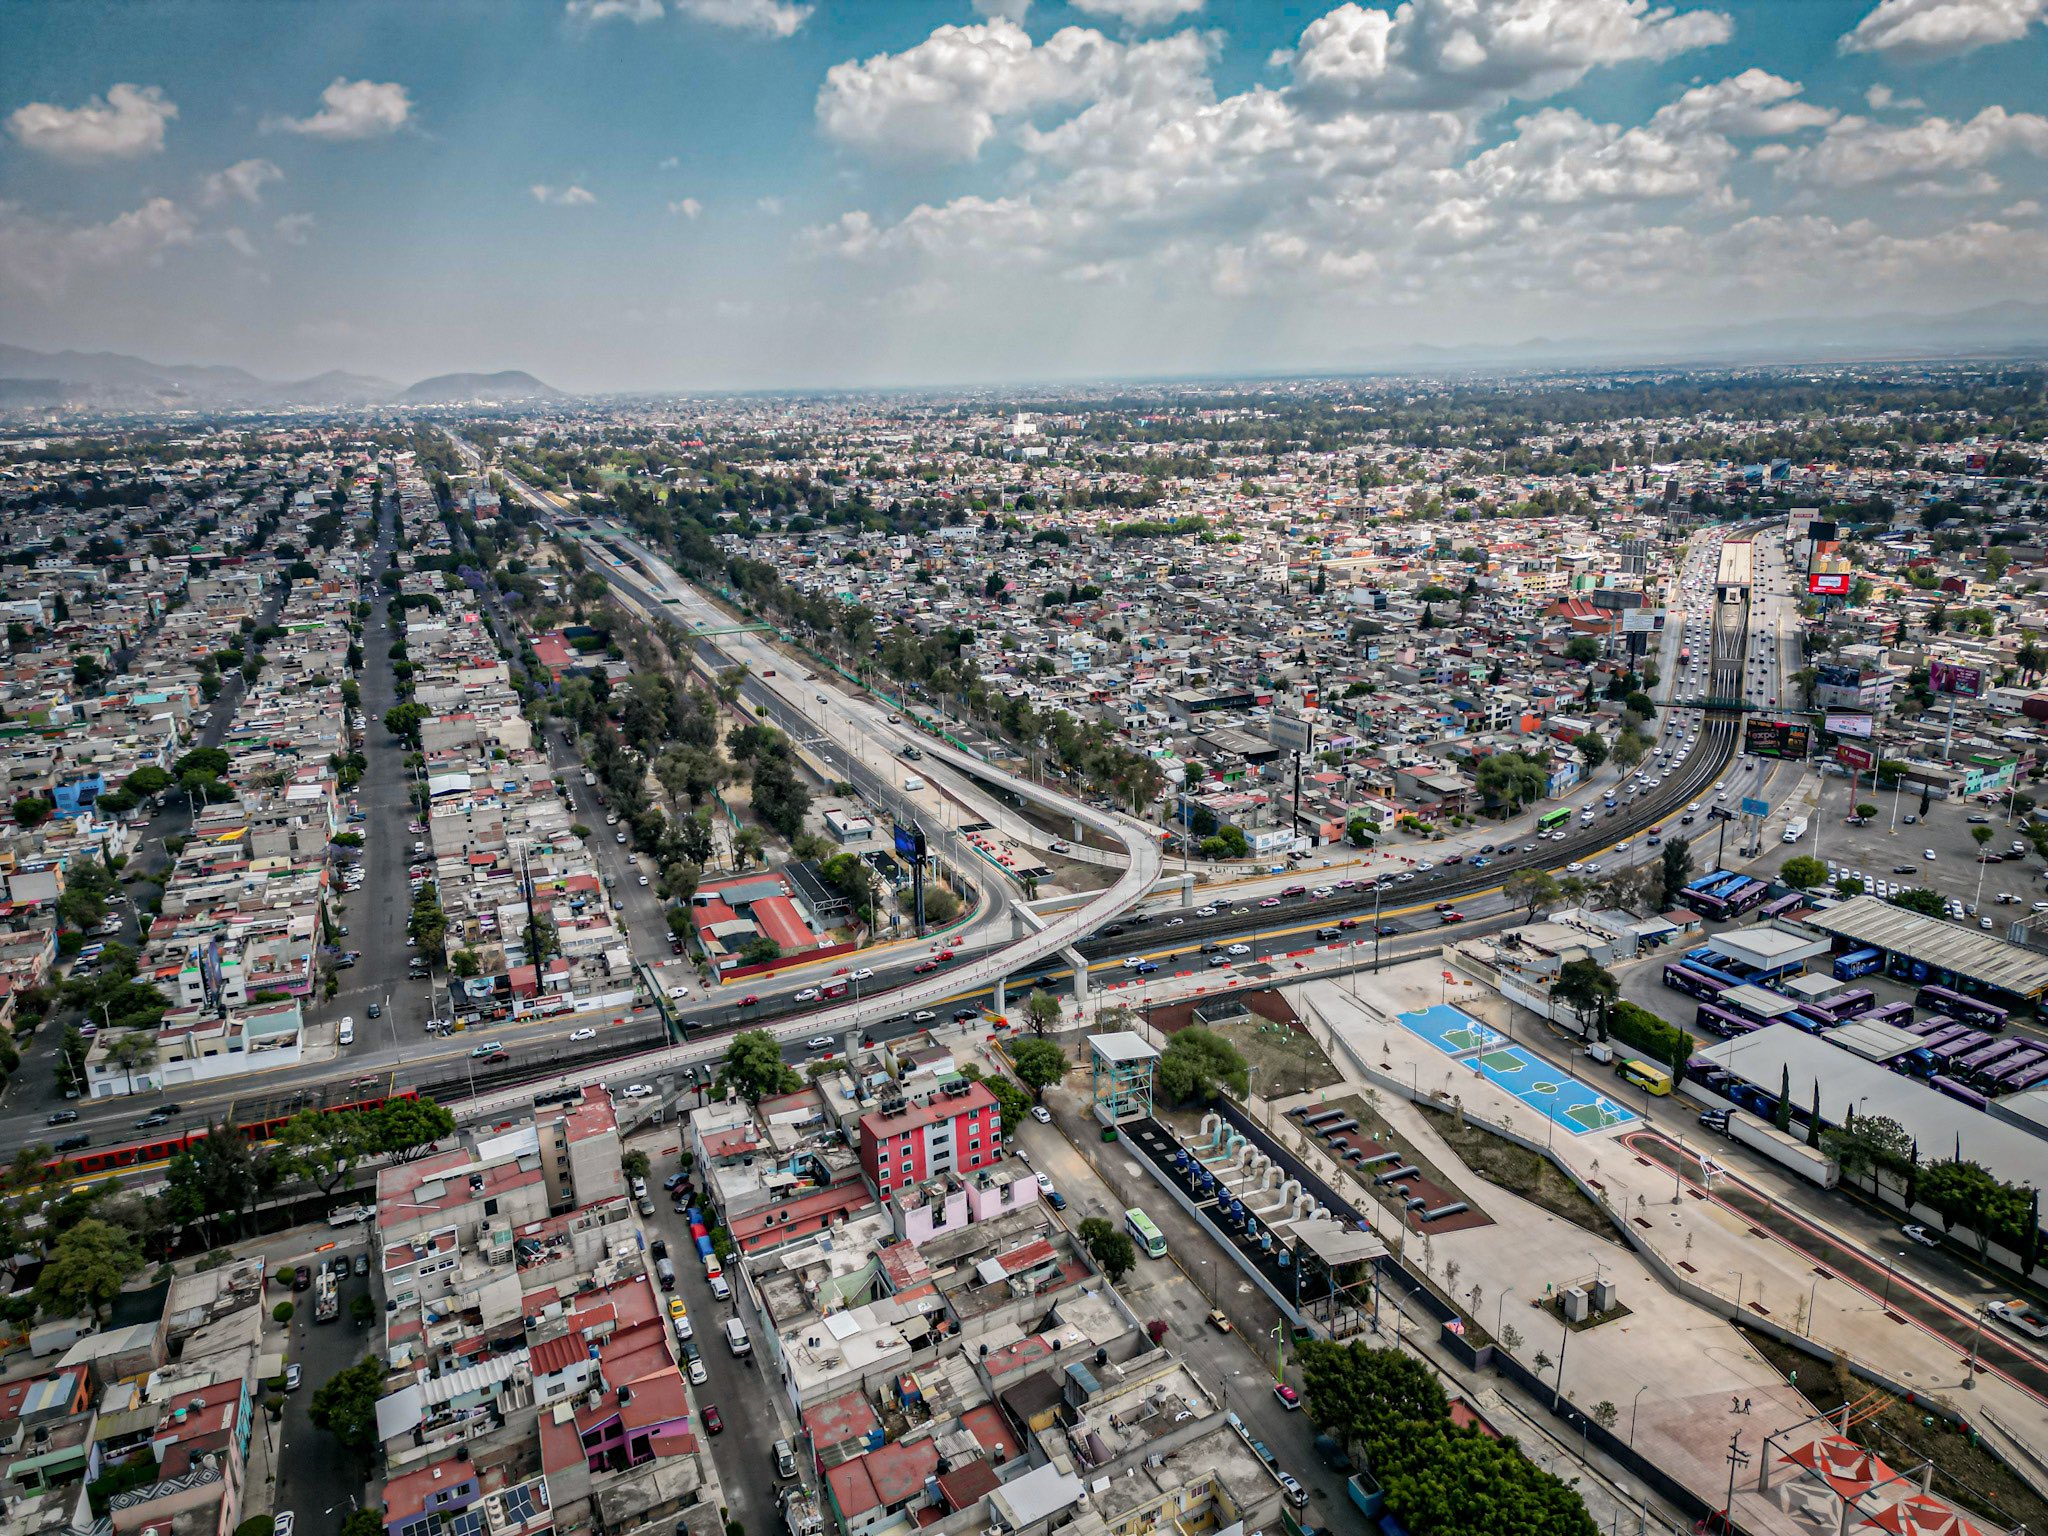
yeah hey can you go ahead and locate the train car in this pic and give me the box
[42,1083,420,1179]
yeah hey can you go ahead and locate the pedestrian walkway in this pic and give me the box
[1280,959,2048,1522]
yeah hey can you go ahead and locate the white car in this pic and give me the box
[1415,861,1435,871]
[1566,861,1584,872]
[1584,862,1603,874]
[794,987,820,1002]
[621,1084,653,1099]
[805,1036,834,1051]
[1031,1104,1052,1123]
[1196,905,1218,917]
[274,1515,296,1536]
[851,967,874,980]
[637,875,649,886]
[1227,943,1252,955]
[570,1027,596,1042]
[1924,849,1937,861]
[1121,956,1144,969]
[1034,1172,1054,1192]
[688,1357,709,1384]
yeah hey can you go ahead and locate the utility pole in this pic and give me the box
[1722,1432,1751,1534]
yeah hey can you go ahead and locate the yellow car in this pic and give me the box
[667,1297,688,1321]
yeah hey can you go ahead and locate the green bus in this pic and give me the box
[1124,1207,1167,1259]
[1536,807,1572,831]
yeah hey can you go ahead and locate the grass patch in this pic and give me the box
[1415,1103,1618,1243]
[1738,1325,2048,1535]
[1211,1014,1346,1097]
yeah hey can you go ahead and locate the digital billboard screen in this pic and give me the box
[1808,571,1852,596]
[1824,713,1874,738]
[1930,659,1984,698]
[1744,719,1811,759]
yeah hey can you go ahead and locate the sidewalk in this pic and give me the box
[1288,960,2047,1517]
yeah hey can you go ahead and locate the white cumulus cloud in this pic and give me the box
[269,78,413,141]
[1650,70,1836,137]
[6,83,176,160]
[567,0,664,21]
[1278,0,1733,111]
[274,212,316,244]
[669,197,703,217]
[0,196,197,298]
[816,19,1136,161]
[1777,105,2048,188]
[1839,0,2047,59]
[531,184,598,205]
[202,158,285,207]
[675,0,810,34]
[1070,0,1204,25]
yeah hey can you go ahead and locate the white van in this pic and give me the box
[337,1019,355,1046]
[724,1317,752,1356]
[902,775,925,792]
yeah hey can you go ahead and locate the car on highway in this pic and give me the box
[471,1041,504,1057]
[1227,942,1251,955]
[805,1036,834,1051]
[794,987,820,1002]
[621,1084,653,1099]
[1438,910,1465,924]
[46,1109,78,1126]
[913,1009,936,1021]
[1121,956,1145,968]
[1901,1224,1940,1248]
[1196,905,1218,916]
[1924,849,1937,860]
[737,994,760,1006]
[1258,897,1282,909]
[570,1027,596,1042]
[851,967,874,980]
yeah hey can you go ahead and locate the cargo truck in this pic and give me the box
[1722,1108,1839,1188]
[314,1268,339,1322]
[1781,816,1808,844]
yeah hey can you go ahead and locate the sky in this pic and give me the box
[3,0,2047,391]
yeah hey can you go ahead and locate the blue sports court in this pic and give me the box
[1397,1003,1503,1056]
[1395,1005,1635,1134]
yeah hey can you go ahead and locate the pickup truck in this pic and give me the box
[1990,1299,2048,1339]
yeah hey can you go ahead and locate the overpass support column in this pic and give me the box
[1180,872,1195,909]
[1065,946,1090,1007]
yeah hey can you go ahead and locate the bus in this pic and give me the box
[1695,1003,1760,1038]
[1757,892,1804,920]
[1832,947,1883,981]
[1617,1057,1673,1095]
[1124,1207,1167,1259]
[1663,964,1729,1002]
[1536,807,1572,832]
[1913,984,2008,1032]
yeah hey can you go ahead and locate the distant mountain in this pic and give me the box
[0,343,555,413]
[398,370,559,404]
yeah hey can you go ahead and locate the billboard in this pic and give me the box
[1621,608,1666,634]
[1808,571,1852,596]
[1824,713,1874,738]
[1930,659,1984,698]
[1744,719,1811,759]
[1836,743,1875,771]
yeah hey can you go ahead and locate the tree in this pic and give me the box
[1566,636,1601,664]
[1009,1039,1068,1100]
[1474,752,1549,814]
[1553,958,1618,1039]
[1658,836,1695,906]
[1822,1113,1914,1188]
[1781,855,1828,890]
[1575,730,1608,771]
[982,1074,1033,1132]
[1504,869,1558,918]
[1972,825,1994,858]
[1623,691,1657,720]
[1076,1216,1137,1284]
[1023,989,1062,1036]
[1158,1026,1250,1103]
[308,1355,389,1460]
[622,1149,651,1181]
[272,1110,373,1197]
[1298,1341,1447,1445]
[12,797,52,828]
[1891,887,1947,917]
[716,1029,801,1104]
[1611,730,1646,771]
[374,1098,455,1162]
[34,1218,141,1323]
[449,948,482,979]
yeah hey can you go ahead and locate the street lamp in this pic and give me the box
[1880,1251,1904,1313]
[1628,1383,1650,1450]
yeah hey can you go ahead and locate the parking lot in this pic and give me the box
[1795,771,2040,922]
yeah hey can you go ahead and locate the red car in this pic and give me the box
[1438,910,1465,924]
[701,1405,723,1434]
[1274,1384,1302,1411]
[737,994,759,1007]
[913,960,938,974]
[935,949,957,963]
